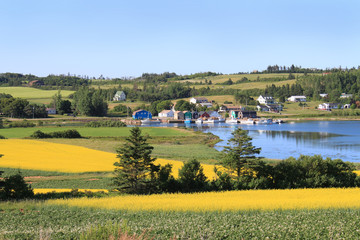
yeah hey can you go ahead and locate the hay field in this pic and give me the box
[0,87,74,104]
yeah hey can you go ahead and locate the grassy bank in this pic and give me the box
[0,126,193,139]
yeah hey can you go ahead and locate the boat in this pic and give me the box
[195,118,203,124]
[152,118,161,123]
[203,118,215,124]
[225,118,238,124]
[218,117,225,123]
[274,119,284,124]
[256,118,273,125]
[184,118,192,124]
[141,118,151,124]
[240,118,255,124]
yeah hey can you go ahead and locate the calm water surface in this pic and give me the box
[142,120,360,162]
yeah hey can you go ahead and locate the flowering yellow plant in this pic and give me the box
[48,188,360,212]
[0,139,216,178]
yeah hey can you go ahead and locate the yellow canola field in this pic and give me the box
[49,188,360,212]
[34,188,108,194]
[0,139,216,179]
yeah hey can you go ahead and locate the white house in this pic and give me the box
[158,110,174,118]
[257,95,275,104]
[288,96,307,102]
[190,97,209,104]
[113,91,126,101]
[318,103,341,110]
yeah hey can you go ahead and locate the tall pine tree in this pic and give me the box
[113,127,159,193]
[220,128,261,178]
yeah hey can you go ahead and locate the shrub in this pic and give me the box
[0,135,6,139]
[0,173,34,200]
[8,120,36,128]
[85,120,126,128]
[31,130,51,138]
[30,129,82,139]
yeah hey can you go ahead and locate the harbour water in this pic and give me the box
[140,120,360,162]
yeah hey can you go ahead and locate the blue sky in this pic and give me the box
[1,0,359,78]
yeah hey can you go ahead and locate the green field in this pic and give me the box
[1,203,360,239]
[0,87,74,104]
[0,126,193,139]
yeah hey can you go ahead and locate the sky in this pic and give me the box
[1,0,359,78]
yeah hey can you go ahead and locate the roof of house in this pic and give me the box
[159,110,172,114]
[289,95,306,98]
[259,95,273,99]
[115,91,125,95]
[132,109,149,114]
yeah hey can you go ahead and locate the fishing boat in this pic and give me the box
[203,118,215,124]
[256,118,272,125]
[218,117,225,123]
[225,118,238,124]
[152,118,161,123]
[240,118,255,124]
[141,118,151,124]
[274,119,284,124]
[195,118,203,124]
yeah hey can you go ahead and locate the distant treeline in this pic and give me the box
[0,73,90,90]
[261,64,358,74]
[0,93,48,118]
[265,69,360,103]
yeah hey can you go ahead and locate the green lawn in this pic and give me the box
[152,143,220,164]
[0,126,193,139]
[0,87,74,104]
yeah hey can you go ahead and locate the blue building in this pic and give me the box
[132,109,152,120]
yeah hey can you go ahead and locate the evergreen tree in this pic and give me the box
[178,159,208,192]
[220,128,261,178]
[1,172,34,200]
[113,127,159,194]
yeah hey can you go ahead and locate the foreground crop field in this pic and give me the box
[0,139,216,179]
[2,203,360,239]
[49,188,360,212]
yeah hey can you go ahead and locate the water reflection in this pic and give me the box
[257,130,340,140]
[135,121,360,162]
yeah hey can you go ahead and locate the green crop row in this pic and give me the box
[1,203,360,239]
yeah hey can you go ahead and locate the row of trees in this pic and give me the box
[263,69,360,103]
[113,127,359,194]
[0,94,48,118]
[0,73,89,89]
[72,88,108,116]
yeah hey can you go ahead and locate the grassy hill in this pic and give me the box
[0,87,74,104]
